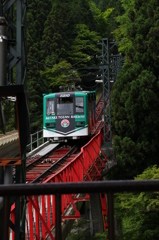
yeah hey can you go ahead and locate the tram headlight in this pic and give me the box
[46,123,55,128]
[76,122,84,127]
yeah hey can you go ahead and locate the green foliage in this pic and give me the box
[113,0,135,55]
[69,24,101,66]
[27,0,52,132]
[40,60,80,92]
[89,1,114,37]
[67,219,107,240]
[111,64,159,178]
[113,0,159,67]
[92,0,124,38]
[67,219,93,240]
[0,100,17,133]
[110,0,159,179]
[93,231,107,239]
[115,166,159,240]
[41,0,97,65]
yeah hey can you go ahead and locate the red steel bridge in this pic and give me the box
[5,94,113,240]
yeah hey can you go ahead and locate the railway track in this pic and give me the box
[26,141,83,183]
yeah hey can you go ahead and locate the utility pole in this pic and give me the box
[99,38,112,147]
[99,38,124,148]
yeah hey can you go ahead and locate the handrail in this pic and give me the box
[26,129,46,152]
[1,180,159,240]
[1,180,158,196]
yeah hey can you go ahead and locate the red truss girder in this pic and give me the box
[10,127,108,240]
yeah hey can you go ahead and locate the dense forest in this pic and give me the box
[26,0,118,132]
[26,0,159,239]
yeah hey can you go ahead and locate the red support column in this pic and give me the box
[52,195,55,225]
[28,200,34,240]
[35,196,40,240]
[47,195,51,229]
[42,195,46,239]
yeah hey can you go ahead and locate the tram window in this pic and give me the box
[57,97,73,115]
[46,99,55,115]
[75,97,84,113]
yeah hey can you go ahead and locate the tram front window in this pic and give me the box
[57,97,73,115]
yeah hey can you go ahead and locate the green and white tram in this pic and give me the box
[43,91,96,141]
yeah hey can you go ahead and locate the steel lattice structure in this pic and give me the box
[3,0,27,85]
[1,1,27,240]
[99,38,124,147]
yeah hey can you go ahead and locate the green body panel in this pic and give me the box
[43,93,56,130]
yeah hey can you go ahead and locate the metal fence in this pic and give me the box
[26,130,46,152]
[1,180,159,240]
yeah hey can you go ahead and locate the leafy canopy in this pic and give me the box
[40,60,80,93]
[110,0,159,179]
[115,165,159,240]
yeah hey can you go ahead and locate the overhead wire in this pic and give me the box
[27,58,53,68]
[27,50,101,71]
[71,51,100,68]
[27,48,102,87]
[27,56,102,84]
[81,83,98,89]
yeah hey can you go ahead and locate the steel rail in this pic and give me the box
[26,143,63,171]
[31,145,77,183]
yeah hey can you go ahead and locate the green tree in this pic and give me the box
[41,0,96,65]
[27,0,52,132]
[110,0,159,179]
[89,1,114,38]
[115,165,159,240]
[40,60,80,93]
[92,0,124,38]
[68,23,102,90]
[68,24,101,66]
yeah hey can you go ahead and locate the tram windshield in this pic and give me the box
[57,97,73,115]
[46,98,55,115]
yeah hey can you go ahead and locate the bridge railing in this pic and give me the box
[26,130,46,152]
[1,181,159,240]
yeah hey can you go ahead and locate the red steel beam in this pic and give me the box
[10,127,108,239]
